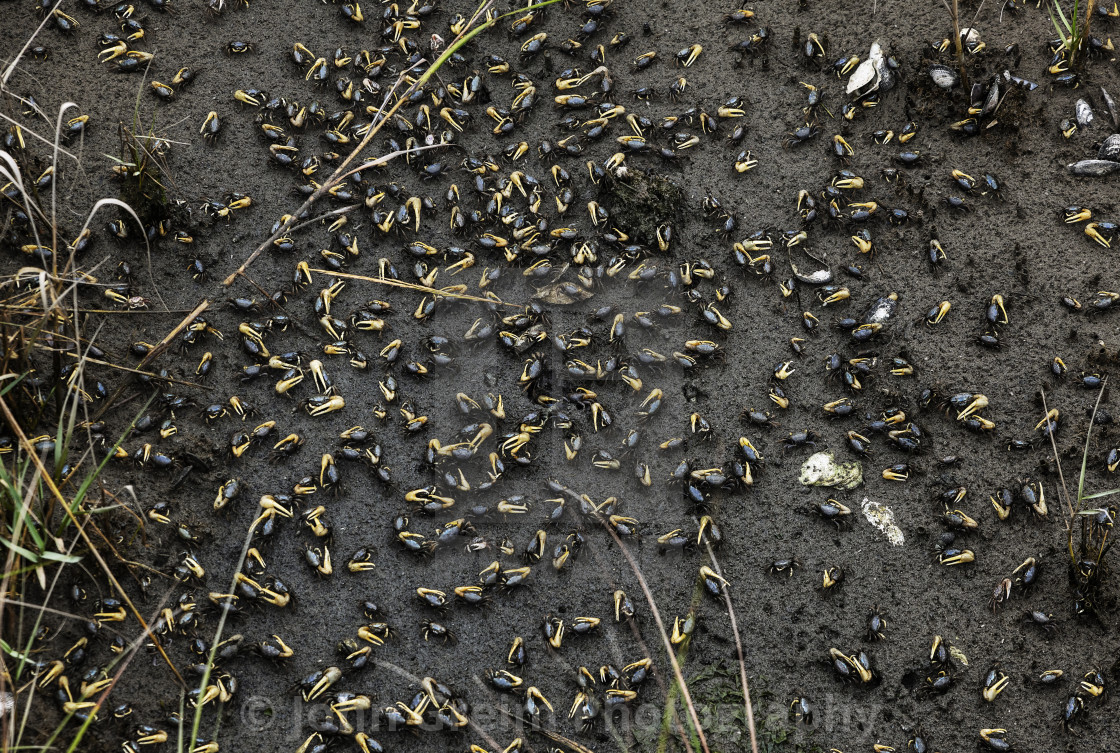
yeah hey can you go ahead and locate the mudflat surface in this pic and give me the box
[3,1,1120,752]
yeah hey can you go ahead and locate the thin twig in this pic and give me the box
[308,268,525,307]
[580,531,697,753]
[967,0,989,30]
[944,0,971,90]
[218,61,429,287]
[0,305,197,315]
[703,543,759,753]
[187,515,256,748]
[56,351,208,389]
[285,204,361,235]
[90,299,209,422]
[1077,381,1108,520]
[495,707,597,753]
[598,518,712,753]
[0,0,64,87]
[1040,388,1076,522]
[0,112,77,158]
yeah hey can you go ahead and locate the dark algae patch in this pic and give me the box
[601,168,684,248]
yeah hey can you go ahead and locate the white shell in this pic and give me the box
[846,41,883,96]
[799,452,863,490]
[788,248,833,284]
[929,64,958,89]
[861,497,904,546]
[1076,99,1094,128]
[801,270,832,284]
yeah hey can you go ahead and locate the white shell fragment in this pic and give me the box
[1076,98,1094,129]
[860,497,904,546]
[799,452,862,490]
[847,41,884,97]
[865,293,899,324]
[1068,159,1120,177]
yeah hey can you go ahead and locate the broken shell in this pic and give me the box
[788,247,833,284]
[1076,99,1094,129]
[861,497,904,546]
[929,64,958,90]
[847,41,883,97]
[1101,86,1120,131]
[534,281,593,305]
[981,80,1000,117]
[1098,134,1120,162]
[800,452,862,490]
[1068,159,1120,177]
[960,26,982,52]
[1002,69,1038,92]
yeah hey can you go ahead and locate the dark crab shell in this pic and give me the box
[1068,159,1120,177]
[1098,133,1120,162]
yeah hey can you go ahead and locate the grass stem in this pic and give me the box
[598,519,711,753]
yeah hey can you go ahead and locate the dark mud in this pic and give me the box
[3,1,1120,753]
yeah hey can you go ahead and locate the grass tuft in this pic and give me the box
[1042,383,1119,619]
[1048,0,1099,67]
[0,91,181,751]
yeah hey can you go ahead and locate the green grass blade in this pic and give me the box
[1055,0,1074,33]
[0,372,26,397]
[54,396,154,537]
[64,710,98,753]
[5,563,59,579]
[0,535,39,562]
[37,550,82,564]
[1082,488,1120,501]
[1049,7,1070,45]
[1077,385,1106,508]
[21,512,46,551]
[1048,3,1073,57]
[1,639,33,662]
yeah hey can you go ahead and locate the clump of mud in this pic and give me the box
[601,167,684,248]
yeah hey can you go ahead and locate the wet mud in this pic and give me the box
[3,1,1120,752]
